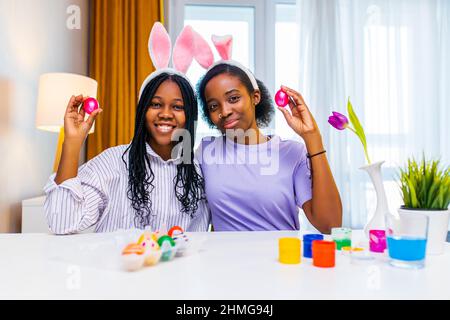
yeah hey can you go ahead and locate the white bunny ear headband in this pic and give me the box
[139,23,259,99]
[139,22,215,99]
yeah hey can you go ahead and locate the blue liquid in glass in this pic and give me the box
[387,236,427,261]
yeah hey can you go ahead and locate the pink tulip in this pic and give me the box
[328,112,349,130]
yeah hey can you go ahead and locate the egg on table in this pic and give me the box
[157,235,177,261]
[121,243,145,272]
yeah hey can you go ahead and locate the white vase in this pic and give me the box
[360,161,391,238]
[398,207,449,255]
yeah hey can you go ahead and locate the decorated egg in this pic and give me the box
[82,97,99,114]
[122,243,145,255]
[173,233,189,244]
[157,236,177,262]
[174,234,190,257]
[121,243,145,271]
[168,226,184,237]
[274,89,289,107]
[137,232,159,249]
[143,244,162,267]
[137,232,150,246]
[157,235,176,247]
[160,242,177,262]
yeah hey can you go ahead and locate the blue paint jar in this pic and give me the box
[303,234,324,258]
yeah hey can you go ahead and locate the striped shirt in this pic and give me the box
[44,143,211,234]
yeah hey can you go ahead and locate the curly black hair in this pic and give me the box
[197,64,274,129]
[122,73,205,228]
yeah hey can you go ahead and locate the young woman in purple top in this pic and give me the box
[196,63,342,233]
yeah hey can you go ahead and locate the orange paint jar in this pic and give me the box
[312,240,336,268]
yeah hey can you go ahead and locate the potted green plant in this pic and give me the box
[398,156,450,255]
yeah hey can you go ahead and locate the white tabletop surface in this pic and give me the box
[1,230,449,300]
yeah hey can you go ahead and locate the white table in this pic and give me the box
[1,230,449,300]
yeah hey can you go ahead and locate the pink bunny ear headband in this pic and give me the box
[139,22,214,99]
[139,23,259,99]
[204,35,259,91]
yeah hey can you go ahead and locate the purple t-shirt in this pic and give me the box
[196,135,312,231]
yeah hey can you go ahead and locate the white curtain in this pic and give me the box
[294,0,450,229]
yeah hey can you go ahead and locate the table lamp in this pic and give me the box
[35,73,98,172]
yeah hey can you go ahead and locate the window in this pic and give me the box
[362,12,413,216]
[274,2,299,140]
[168,0,294,145]
[182,4,256,141]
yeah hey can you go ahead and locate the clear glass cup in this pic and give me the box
[386,212,429,269]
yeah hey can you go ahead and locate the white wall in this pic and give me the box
[0,0,89,233]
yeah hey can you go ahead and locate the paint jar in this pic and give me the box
[303,234,324,258]
[331,228,352,250]
[312,240,336,268]
[279,238,301,264]
[369,230,387,253]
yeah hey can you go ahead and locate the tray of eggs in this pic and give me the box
[120,226,201,272]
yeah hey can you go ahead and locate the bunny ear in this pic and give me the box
[211,35,233,60]
[149,22,172,69]
[192,30,214,69]
[172,26,194,74]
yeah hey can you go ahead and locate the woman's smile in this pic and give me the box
[223,118,240,129]
[154,122,177,134]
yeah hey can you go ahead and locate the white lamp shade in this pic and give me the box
[36,73,98,133]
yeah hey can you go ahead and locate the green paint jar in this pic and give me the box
[331,228,352,251]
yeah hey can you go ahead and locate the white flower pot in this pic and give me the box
[398,207,450,255]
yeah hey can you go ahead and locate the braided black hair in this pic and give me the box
[122,73,205,228]
[197,64,274,128]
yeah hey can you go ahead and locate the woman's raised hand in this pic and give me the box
[64,95,102,145]
[277,86,320,139]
